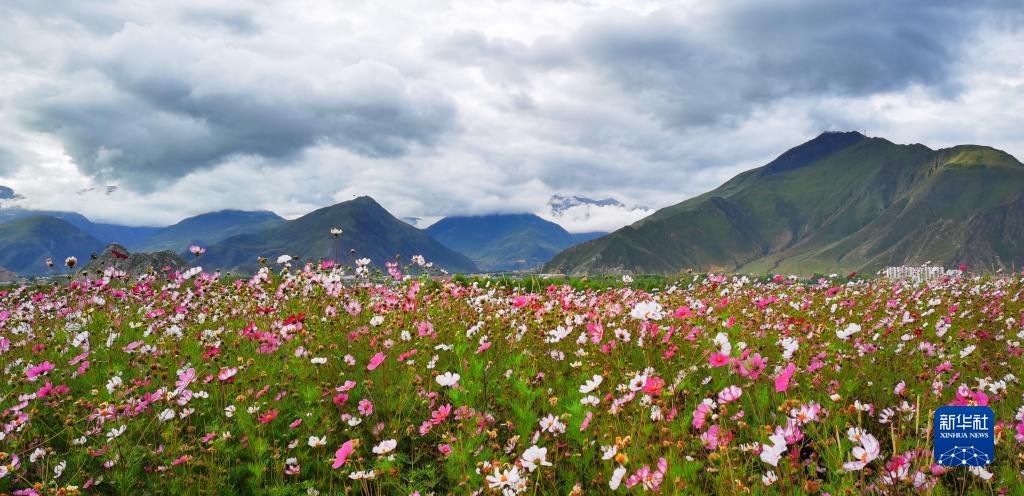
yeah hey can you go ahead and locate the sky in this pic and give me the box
[0,0,1022,231]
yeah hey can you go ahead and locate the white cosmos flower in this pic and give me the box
[30,448,45,463]
[538,414,565,434]
[106,425,126,441]
[158,408,175,422]
[308,436,326,448]
[837,323,862,340]
[960,345,976,358]
[601,445,618,460]
[609,466,627,490]
[759,433,787,467]
[373,439,397,455]
[630,301,664,321]
[579,374,603,394]
[521,445,552,472]
[436,372,461,387]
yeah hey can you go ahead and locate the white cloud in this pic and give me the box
[0,0,1021,231]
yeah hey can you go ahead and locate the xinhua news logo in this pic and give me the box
[933,406,994,467]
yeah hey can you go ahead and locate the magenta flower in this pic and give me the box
[25,361,55,381]
[708,352,730,368]
[358,399,374,416]
[332,440,356,469]
[367,352,386,371]
[775,363,796,392]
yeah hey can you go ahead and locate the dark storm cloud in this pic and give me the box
[2,0,1023,227]
[16,23,458,190]
[571,0,989,128]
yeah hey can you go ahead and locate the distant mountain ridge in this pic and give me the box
[135,209,285,253]
[425,213,605,272]
[201,196,478,274]
[546,131,1024,275]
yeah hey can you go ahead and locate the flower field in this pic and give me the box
[2,262,1024,495]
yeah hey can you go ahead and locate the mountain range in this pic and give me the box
[3,131,1024,278]
[546,131,1024,275]
[199,196,478,274]
[134,210,285,252]
[425,214,603,271]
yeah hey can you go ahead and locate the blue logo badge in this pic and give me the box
[933,405,994,466]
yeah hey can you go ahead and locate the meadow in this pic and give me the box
[1,259,1023,495]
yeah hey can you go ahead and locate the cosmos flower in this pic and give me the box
[373,439,397,455]
[436,371,460,387]
[759,432,787,467]
[717,385,742,404]
[775,363,796,392]
[521,445,552,472]
[367,352,386,371]
[332,440,357,469]
[842,430,880,471]
[539,414,566,434]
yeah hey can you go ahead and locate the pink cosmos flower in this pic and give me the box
[952,386,989,406]
[258,409,279,424]
[692,401,714,430]
[775,363,796,392]
[717,385,742,404]
[218,367,238,382]
[736,351,767,379]
[700,424,733,450]
[642,376,665,396]
[708,352,730,367]
[332,440,356,469]
[430,404,451,425]
[25,361,55,381]
[367,352,386,371]
[580,411,593,431]
[625,458,667,491]
[358,399,374,416]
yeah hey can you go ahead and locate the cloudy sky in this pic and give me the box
[1,0,1022,231]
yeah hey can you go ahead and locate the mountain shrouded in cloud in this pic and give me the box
[0,1,1021,227]
[546,132,1024,275]
[543,195,651,233]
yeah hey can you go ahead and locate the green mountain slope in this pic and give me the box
[425,214,604,271]
[0,216,107,275]
[201,196,478,274]
[135,210,285,253]
[546,132,1024,275]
